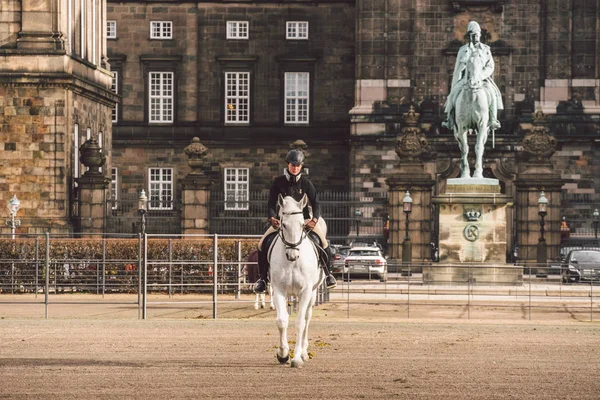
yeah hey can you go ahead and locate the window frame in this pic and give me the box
[110,167,118,210]
[148,167,174,211]
[224,168,250,211]
[284,72,310,124]
[226,21,249,39]
[286,21,309,40]
[111,71,119,123]
[150,21,173,40]
[224,71,250,125]
[148,71,174,124]
[106,20,117,39]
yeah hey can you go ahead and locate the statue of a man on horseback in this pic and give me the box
[442,21,504,178]
[253,149,337,294]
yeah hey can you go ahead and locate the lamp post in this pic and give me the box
[354,208,362,239]
[138,190,148,235]
[5,195,21,240]
[536,191,548,276]
[138,189,148,319]
[402,191,413,263]
[593,208,599,240]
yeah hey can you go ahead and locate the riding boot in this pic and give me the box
[253,248,268,294]
[323,246,337,289]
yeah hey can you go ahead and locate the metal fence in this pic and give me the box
[1,233,599,321]
[209,190,389,245]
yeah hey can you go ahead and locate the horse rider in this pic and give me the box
[253,149,337,294]
[442,20,503,132]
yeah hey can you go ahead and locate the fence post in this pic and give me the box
[142,233,147,320]
[213,234,218,319]
[236,241,241,300]
[35,237,39,299]
[102,238,106,297]
[44,233,49,319]
[137,234,142,319]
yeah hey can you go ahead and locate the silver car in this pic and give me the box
[343,246,387,282]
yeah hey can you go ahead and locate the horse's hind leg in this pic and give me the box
[273,292,290,364]
[268,284,275,310]
[474,122,489,179]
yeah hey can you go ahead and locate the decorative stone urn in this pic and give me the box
[79,138,105,175]
[184,137,209,175]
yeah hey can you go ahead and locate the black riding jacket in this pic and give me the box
[267,171,320,221]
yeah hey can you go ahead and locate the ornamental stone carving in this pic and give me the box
[522,109,557,161]
[394,106,429,162]
[79,137,105,175]
[184,137,209,173]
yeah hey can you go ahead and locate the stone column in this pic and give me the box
[76,138,109,234]
[514,110,563,266]
[18,0,64,50]
[386,107,435,264]
[181,138,211,234]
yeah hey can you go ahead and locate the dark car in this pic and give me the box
[330,245,350,275]
[561,249,600,283]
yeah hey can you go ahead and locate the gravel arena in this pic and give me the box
[1,298,599,399]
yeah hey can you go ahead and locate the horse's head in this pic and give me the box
[277,194,308,261]
[466,52,485,90]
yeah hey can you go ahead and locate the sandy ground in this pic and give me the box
[0,295,599,399]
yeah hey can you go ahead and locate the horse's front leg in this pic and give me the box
[454,129,470,178]
[273,290,290,364]
[269,284,275,310]
[291,289,314,368]
[474,122,489,179]
[300,290,317,362]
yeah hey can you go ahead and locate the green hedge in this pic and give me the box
[0,238,260,262]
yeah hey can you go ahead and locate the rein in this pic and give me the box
[278,211,307,249]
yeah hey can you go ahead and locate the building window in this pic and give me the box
[150,21,172,39]
[110,167,118,210]
[149,71,173,123]
[107,20,117,39]
[226,21,249,39]
[285,72,309,124]
[225,72,250,124]
[225,168,249,211]
[286,21,308,39]
[73,124,80,186]
[149,168,173,210]
[111,71,118,123]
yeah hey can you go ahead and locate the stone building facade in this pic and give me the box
[1,1,598,264]
[0,0,117,234]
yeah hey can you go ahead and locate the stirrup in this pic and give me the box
[253,279,267,294]
[325,275,337,289]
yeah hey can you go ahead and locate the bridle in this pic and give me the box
[278,210,307,249]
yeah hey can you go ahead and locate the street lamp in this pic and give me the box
[354,208,362,238]
[402,191,413,263]
[593,208,599,239]
[138,189,148,235]
[5,194,21,240]
[536,191,548,275]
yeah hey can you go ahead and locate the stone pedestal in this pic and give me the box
[76,174,110,235]
[430,180,521,285]
[181,176,211,234]
[387,169,435,264]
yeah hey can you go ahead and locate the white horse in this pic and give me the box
[454,50,490,179]
[269,194,325,368]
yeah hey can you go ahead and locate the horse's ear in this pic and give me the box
[278,194,284,209]
[299,194,308,209]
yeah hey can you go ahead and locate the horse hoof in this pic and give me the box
[277,354,289,364]
[260,304,265,309]
[270,305,275,310]
[253,304,258,310]
[291,359,304,368]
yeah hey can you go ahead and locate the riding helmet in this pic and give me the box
[285,149,305,166]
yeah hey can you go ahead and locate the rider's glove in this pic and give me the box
[304,218,318,231]
[269,217,280,229]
